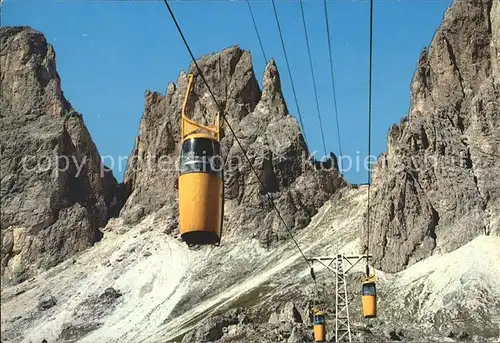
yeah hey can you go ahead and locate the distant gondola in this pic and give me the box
[313,308,326,342]
[361,271,377,318]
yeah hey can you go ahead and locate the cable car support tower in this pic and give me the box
[308,254,372,343]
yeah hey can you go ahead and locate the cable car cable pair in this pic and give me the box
[245,0,267,63]
[362,0,377,319]
[323,0,344,173]
[270,0,308,146]
[299,0,328,157]
[248,0,344,169]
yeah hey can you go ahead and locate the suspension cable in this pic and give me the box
[162,0,312,269]
[366,0,374,276]
[246,0,267,63]
[299,0,327,158]
[271,0,308,146]
[310,260,318,308]
[323,0,344,172]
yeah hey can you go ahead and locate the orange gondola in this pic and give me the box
[313,308,326,342]
[178,74,223,246]
[361,272,377,318]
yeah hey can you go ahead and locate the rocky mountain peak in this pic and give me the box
[121,46,344,244]
[365,0,499,272]
[0,26,69,119]
[0,27,124,285]
[187,45,261,126]
[257,58,288,117]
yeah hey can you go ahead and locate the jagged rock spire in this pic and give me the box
[258,58,288,117]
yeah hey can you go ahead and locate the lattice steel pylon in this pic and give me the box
[335,254,352,342]
[307,253,372,343]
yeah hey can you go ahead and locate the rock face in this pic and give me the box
[181,306,311,343]
[122,46,346,244]
[0,27,123,285]
[365,0,500,272]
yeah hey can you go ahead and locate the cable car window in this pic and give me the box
[314,315,325,324]
[180,137,222,176]
[362,283,376,296]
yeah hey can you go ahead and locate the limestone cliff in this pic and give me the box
[0,27,123,285]
[365,0,500,272]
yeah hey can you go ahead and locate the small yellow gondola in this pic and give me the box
[313,308,326,342]
[178,74,223,246]
[361,272,377,318]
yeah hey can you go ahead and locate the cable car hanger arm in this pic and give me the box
[181,74,220,141]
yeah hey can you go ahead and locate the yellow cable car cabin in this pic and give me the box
[361,273,377,318]
[178,74,223,246]
[313,309,326,342]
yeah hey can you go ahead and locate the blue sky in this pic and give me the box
[3,0,451,184]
